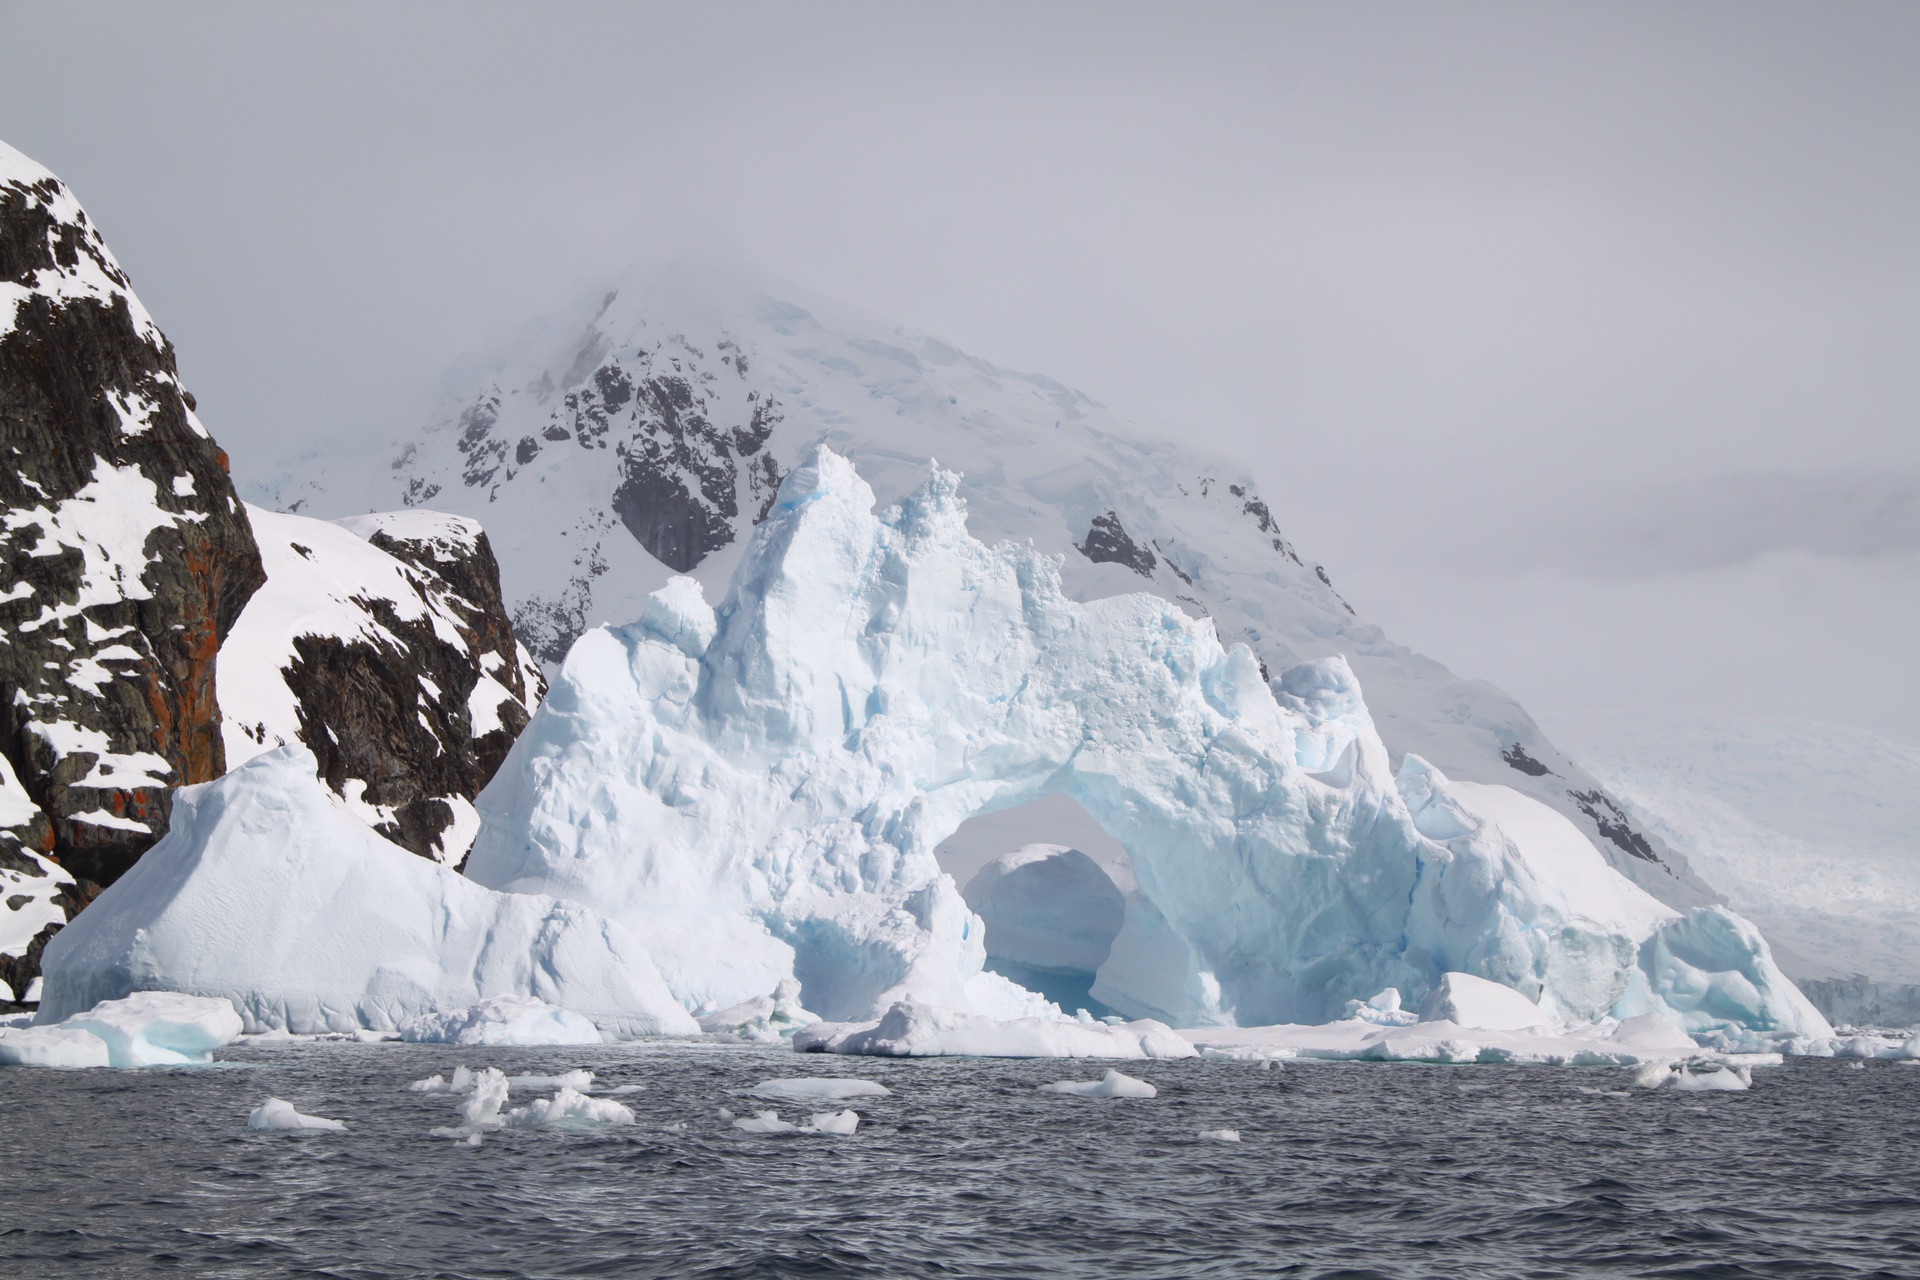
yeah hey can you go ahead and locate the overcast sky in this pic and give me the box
[4,1,1915,744]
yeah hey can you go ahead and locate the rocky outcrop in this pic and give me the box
[219,506,544,864]
[1,139,265,990]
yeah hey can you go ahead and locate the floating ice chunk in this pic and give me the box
[24,992,244,1066]
[605,1084,644,1095]
[0,1025,111,1068]
[507,1069,595,1092]
[795,1000,1196,1059]
[506,1087,635,1130]
[401,995,602,1047]
[247,1098,346,1131]
[696,978,819,1043]
[409,1065,477,1094]
[1197,1129,1241,1143]
[430,1067,510,1143]
[1417,973,1551,1031]
[1037,1069,1157,1098]
[748,1077,891,1103]
[1633,1061,1752,1092]
[807,1109,859,1135]
[732,1110,797,1134]
[661,1120,688,1132]
[731,1108,858,1135]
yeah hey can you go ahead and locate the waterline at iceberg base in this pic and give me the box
[39,447,1830,1053]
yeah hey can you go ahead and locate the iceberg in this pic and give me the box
[34,748,697,1038]
[400,995,603,1047]
[465,447,1827,1039]
[247,1098,347,1131]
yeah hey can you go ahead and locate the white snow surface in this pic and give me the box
[793,1000,1197,1060]
[34,747,697,1038]
[465,448,1826,1036]
[399,994,603,1047]
[259,268,1712,911]
[248,1098,347,1131]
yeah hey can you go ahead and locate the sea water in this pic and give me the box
[2,1042,1916,1278]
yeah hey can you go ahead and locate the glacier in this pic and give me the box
[33,746,696,1038]
[465,446,1829,1039]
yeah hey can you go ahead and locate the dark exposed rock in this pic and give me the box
[1568,789,1660,863]
[1077,511,1156,577]
[224,507,545,864]
[0,140,264,967]
[1502,743,1554,777]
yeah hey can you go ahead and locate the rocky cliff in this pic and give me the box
[218,505,544,864]
[1,140,265,997]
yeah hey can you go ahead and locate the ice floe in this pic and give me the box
[1197,1129,1242,1143]
[1037,1069,1157,1098]
[248,1098,347,1131]
[0,992,241,1068]
[731,1109,860,1136]
[748,1077,891,1103]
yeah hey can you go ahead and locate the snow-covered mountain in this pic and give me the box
[1,140,265,998]
[258,270,1715,913]
[1563,718,1920,1027]
[1,139,539,1000]
[218,506,545,864]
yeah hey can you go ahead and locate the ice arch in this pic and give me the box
[466,447,1827,1035]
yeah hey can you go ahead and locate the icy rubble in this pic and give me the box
[794,1000,1197,1060]
[696,978,819,1043]
[467,448,1829,1041]
[33,747,696,1038]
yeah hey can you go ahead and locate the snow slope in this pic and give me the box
[463,447,1823,1036]
[255,269,1711,911]
[1562,718,1920,1025]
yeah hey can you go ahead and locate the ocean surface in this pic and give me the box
[3,1043,1917,1279]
